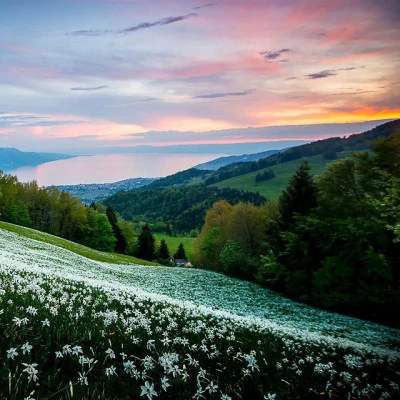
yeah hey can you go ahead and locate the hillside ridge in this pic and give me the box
[0,147,74,171]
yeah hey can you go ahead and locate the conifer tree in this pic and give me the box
[155,239,171,265]
[106,206,127,253]
[279,161,317,229]
[174,243,186,259]
[136,223,155,261]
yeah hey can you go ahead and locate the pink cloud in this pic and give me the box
[0,42,41,55]
[7,66,64,79]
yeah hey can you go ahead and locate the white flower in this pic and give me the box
[131,336,139,344]
[72,345,83,356]
[264,394,277,400]
[147,340,156,351]
[170,364,182,377]
[78,372,88,385]
[161,376,170,391]
[7,347,18,360]
[22,363,39,382]
[79,355,94,366]
[123,360,136,374]
[206,381,218,394]
[105,366,117,377]
[140,381,158,399]
[244,353,258,371]
[42,319,50,326]
[12,317,23,327]
[26,306,38,316]
[105,348,115,359]
[194,387,205,399]
[21,342,33,355]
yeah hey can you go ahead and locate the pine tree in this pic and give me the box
[279,161,317,229]
[106,206,127,253]
[174,243,186,259]
[155,239,171,265]
[136,223,155,261]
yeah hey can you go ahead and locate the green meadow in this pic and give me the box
[210,153,350,200]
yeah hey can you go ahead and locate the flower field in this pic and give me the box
[0,226,399,399]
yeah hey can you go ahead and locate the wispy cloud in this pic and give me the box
[121,13,197,33]
[67,13,197,36]
[68,30,113,37]
[105,97,158,108]
[193,3,215,10]
[0,114,82,128]
[192,89,254,99]
[306,70,337,79]
[70,85,108,91]
[260,48,291,61]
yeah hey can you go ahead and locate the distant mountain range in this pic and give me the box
[0,148,74,171]
[193,149,282,170]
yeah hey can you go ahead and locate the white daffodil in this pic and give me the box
[140,381,158,399]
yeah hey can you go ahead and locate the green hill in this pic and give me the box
[142,168,210,190]
[103,186,266,234]
[211,152,349,199]
[203,119,400,188]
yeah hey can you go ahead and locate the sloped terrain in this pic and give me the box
[0,224,399,399]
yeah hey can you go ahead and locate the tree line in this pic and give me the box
[103,186,266,235]
[0,173,185,265]
[193,132,400,326]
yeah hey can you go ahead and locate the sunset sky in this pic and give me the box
[1,0,399,153]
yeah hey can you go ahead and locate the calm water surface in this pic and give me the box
[9,153,224,186]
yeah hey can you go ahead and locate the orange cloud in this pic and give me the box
[145,116,240,132]
[255,106,400,126]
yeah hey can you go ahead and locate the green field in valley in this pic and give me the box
[154,233,195,261]
[210,153,350,200]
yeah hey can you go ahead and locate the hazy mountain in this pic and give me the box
[0,148,74,171]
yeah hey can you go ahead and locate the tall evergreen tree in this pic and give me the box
[106,206,127,253]
[279,161,317,229]
[174,243,186,259]
[155,239,171,265]
[136,223,155,261]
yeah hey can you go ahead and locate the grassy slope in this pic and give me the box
[0,221,158,266]
[1,222,399,399]
[210,153,349,200]
[154,233,195,260]
[1,222,399,349]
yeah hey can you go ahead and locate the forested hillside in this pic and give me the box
[141,168,210,190]
[204,119,400,185]
[194,149,281,170]
[193,130,400,326]
[103,186,266,235]
[0,173,118,252]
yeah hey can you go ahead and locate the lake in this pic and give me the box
[9,153,225,186]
